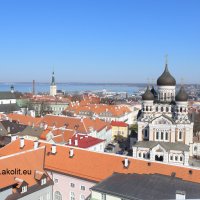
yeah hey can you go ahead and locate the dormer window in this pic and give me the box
[41,178,47,185]
[21,185,27,193]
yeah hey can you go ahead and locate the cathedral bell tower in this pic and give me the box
[50,71,57,96]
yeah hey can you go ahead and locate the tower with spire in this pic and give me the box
[133,58,194,166]
[50,71,57,96]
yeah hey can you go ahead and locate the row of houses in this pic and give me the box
[1,138,200,199]
[0,113,130,153]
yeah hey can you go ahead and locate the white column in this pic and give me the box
[184,151,189,166]
[132,147,137,158]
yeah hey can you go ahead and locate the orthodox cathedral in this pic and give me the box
[133,61,194,166]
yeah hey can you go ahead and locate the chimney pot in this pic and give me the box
[69,148,74,158]
[20,137,25,149]
[34,140,39,149]
[69,139,72,145]
[75,139,78,146]
[124,158,129,168]
[51,144,56,154]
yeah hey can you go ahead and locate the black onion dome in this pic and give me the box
[157,64,176,86]
[175,86,188,102]
[151,86,158,98]
[142,86,154,101]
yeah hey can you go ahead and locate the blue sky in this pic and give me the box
[0,0,200,83]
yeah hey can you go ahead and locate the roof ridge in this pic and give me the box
[0,146,45,160]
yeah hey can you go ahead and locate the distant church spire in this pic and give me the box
[50,71,57,96]
[51,71,56,86]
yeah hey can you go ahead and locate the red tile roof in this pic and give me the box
[1,139,200,184]
[111,121,128,127]
[68,134,105,148]
[40,115,109,134]
[0,147,48,189]
[7,113,42,126]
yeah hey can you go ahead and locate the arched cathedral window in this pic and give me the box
[156,132,159,140]
[165,132,168,140]
[161,132,164,140]
[179,131,182,140]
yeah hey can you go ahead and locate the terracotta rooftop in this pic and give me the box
[7,113,42,126]
[0,139,200,184]
[66,103,131,117]
[0,147,48,190]
[40,115,109,134]
[111,121,128,127]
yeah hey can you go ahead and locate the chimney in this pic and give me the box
[124,158,129,168]
[44,123,48,130]
[7,126,10,133]
[34,140,39,149]
[69,139,72,145]
[176,191,186,199]
[51,144,56,154]
[32,80,35,95]
[75,139,78,146]
[11,135,18,142]
[69,148,74,158]
[20,137,25,149]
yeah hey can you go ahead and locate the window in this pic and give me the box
[21,185,27,193]
[145,129,148,137]
[175,156,178,161]
[80,194,85,200]
[41,178,46,185]
[156,107,158,112]
[194,146,198,152]
[161,107,163,112]
[81,185,85,191]
[165,132,168,140]
[180,156,183,161]
[170,156,173,161]
[156,132,159,140]
[39,196,44,200]
[46,192,51,200]
[70,192,75,200]
[70,183,75,188]
[138,152,141,157]
[166,107,169,112]
[179,131,182,140]
[101,193,106,200]
[54,191,62,200]
[143,153,145,158]
[161,132,164,140]
[54,178,58,183]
